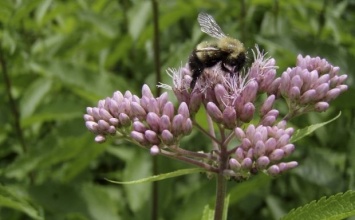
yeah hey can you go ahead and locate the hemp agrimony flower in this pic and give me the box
[84,48,347,180]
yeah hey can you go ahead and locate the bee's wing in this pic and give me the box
[197,12,226,39]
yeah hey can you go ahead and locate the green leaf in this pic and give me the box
[290,112,341,143]
[222,194,230,220]
[20,77,53,118]
[201,205,214,220]
[106,168,205,185]
[281,190,355,220]
[0,185,44,220]
[200,194,229,220]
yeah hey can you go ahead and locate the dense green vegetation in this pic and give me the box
[1,0,354,219]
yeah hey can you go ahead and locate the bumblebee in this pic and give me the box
[189,12,246,89]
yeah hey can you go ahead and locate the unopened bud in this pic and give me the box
[269,149,285,161]
[145,130,160,144]
[206,102,223,123]
[146,112,160,131]
[223,106,236,129]
[172,114,184,135]
[267,165,280,176]
[260,95,275,116]
[150,145,160,155]
[229,158,241,171]
[256,156,270,169]
[314,102,329,112]
[161,130,174,145]
[95,135,106,143]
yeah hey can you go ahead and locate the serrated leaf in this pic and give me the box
[106,168,204,185]
[0,185,44,220]
[281,190,355,220]
[290,112,341,143]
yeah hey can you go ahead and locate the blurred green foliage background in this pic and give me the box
[0,0,354,219]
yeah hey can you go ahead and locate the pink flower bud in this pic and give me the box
[214,84,229,108]
[242,80,258,103]
[98,120,110,131]
[229,158,241,171]
[99,108,112,121]
[338,84,348,92]
[109,118,119,126]
[147,98,160,115]
[235,127,245,139]
[267,165,280,176]
[108,126,116,134]
[246,124,256,137]
[289,86,300,100]
[265,138,277,153]
[269,149,285,161]
[95,135,106,143]
[316,74,330,85]
[260,95,275,116]
[178,102,190,118]
[182,118,193,135]
[291,75,303,88]
[163,102,174,119]
[310,70,319,85]
[124,91,132,99]
[325,88,341,101]
[131,131,147,144]
[235,147,245,161]
[133,121,147,133]
[246,148,254,159]
[119,113,131,126]
[150,145,160,155]
[146,112,161,131]
[86,121,98,133]
[280,70,291,94]
[282,144,295,156]
[83,114,94,122]
[315,83,329,99]
[256,156,270,169]
[338,74,348,84]
[239,102,255,122]
[142,84,154,98]
[314,102,329,112]
[145,130,160,144]
[277,134,290,148]
[255,140,266,157]
[261,116,276,126]
[189,92,203,113]
[241,158,252,169]
[267,77,281,95]
[91,107,101,121]
[241,138,252,150]
[112,91,124,103]
[160,115,171,132]
[206,102,223,123]
[223,106,236,129]
[300,89,316,104]
[172,114,184,135]
[131,102,146,119]
[157,92,168,110]
[161,130,174,145]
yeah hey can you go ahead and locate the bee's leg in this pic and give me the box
[189,51,205,89]
[221,63,235,75]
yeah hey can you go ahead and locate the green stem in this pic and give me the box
[214,127,228,220]
[214,172,227,220]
